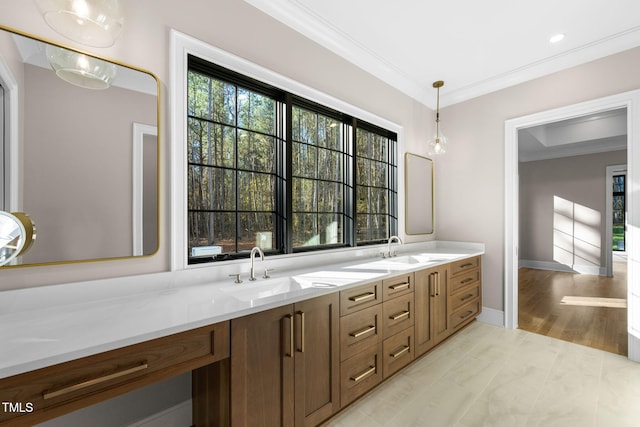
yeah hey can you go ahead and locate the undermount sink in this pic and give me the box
[217,277,299,302]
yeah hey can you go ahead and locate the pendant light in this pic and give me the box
[427,80,447,156]
[36,0,124,48]
[46,44,117,89]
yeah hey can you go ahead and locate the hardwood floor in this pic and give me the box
[518,263,628,356]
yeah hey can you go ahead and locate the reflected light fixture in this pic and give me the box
[46,44,117,89]
[427,80,447,156]
[36,0,124,47]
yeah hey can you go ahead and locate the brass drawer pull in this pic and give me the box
[459,310,474,320]
[350,366,376,382]
[349,292,375,302]
[460,278,474,285]
[297,311,305,353]
[390,310,410,321]
[285,314,294,358]
[350,325,376,338]
[461,293,475,302]
[389,282,410,291]
[43,362,148,400]
[390,345,410,359]
[460,262,474,269]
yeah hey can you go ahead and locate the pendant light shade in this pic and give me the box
[46,44,117,89]
[36,0,124,47]
[427,80,447,156]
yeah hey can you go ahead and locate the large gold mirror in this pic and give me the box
[0,25,159,267]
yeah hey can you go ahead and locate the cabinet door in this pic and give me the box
[432,266,450,344]
[415,265,449,356]
[294,293,340,427]
[231,305,295,427]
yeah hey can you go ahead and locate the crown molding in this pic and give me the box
[246,0,640,109]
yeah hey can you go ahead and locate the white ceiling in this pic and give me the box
[245,0,640,109]
[518,108,627,162]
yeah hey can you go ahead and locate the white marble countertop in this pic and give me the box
[0,241,483,379]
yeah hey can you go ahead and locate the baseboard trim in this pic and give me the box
[127,400,191,427]
[519,259,606,276]
[477,307,504,327]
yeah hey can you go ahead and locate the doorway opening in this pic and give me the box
[504,90,640,362]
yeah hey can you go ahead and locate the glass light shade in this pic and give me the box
[427,132,447,156]
[36,0,124,47]
[46,44,117,89]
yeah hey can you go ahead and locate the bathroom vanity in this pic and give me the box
[0,241,482,427]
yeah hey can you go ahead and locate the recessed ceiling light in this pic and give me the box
[549,33,565,44]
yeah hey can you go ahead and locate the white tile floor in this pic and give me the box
[328,322,640,427]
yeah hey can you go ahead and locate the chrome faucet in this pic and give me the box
[387,235,403,258]
[249,246,265,281]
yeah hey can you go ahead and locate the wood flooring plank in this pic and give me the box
[518,264,627,356]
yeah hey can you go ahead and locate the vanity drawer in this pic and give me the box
[450,256,480,276]
[450,300,481,331]
[340,281,383,316]
[382,327,414,379]
[450,269,480,294]
[451,284,480,312]
[0,322,229,426]
[340,304,383,361]
[382,292,414,339]
[340,341,383,407]
[382,273,414,301]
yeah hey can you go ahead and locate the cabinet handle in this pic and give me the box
[460,262,474,269]
[285,314,294,358]
[390,310,410,321]
[43,362,148,400]
[459,310,474,320]
[460,278,474,285]
[429,273,436,297]
[350,366,376,382]
[390,345,410,359]
[297,311,305,353]
[436,272,441,296]
[461,293,475,302]
[389,282,410,291]
[350,325,376,338]
[349,292,375,302]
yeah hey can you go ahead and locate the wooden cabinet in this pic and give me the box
[449,256,482,333]
[230,293,340,427]
[0,322,230,427]
[338,273,416,406]
[415,264,450,356]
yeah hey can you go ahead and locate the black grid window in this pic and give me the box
[186,55,397,264]
[355,125,398,243]
[291,105,349,249]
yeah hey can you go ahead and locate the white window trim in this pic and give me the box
[170,29,403,271]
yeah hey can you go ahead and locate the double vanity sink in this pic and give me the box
[0,241,484,380]
[220,252,462,304]
[0,240,484,426]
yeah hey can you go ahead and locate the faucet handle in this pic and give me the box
[229,273,242,284]
[263,268,274,279]
[380,252,388,259]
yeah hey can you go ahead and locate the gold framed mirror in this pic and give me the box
[405,153,434,235]
[0,25,160,267]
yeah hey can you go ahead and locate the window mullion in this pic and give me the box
[284,94,293,254]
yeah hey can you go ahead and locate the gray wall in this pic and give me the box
[519,150,627,270]
[438,45,640,311]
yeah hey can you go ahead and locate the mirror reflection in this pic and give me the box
[0,26,159,267]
